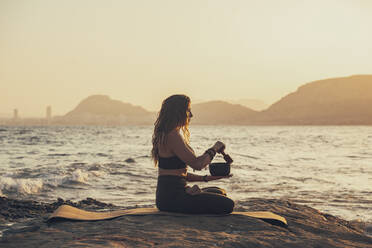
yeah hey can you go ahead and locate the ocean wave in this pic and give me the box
[96,153,109,157]
[47,169,91,186]
[235,153,260,160]
[47,153,71,157]
[136,155,150,158]
[90,170,105,177]
[294,157,315,161]
[15,129,32,135]
[0,177,43,195]
[0,169,98,196]
[49,168,106,187]
[103,162,126,168]
[67,169,89,184]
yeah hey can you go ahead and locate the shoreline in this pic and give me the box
[1,196,371,247]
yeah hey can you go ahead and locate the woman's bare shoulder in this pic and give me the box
[167,129,181,139]
[166,129,184,145]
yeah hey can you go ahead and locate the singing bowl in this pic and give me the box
[209,162,230,176]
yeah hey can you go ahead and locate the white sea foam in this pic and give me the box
[44,169,91,187]
[0,168,99,197]
[90,170,104,177]
[68,169,89,183]
[0,177,43,195]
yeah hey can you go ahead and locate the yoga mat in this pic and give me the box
[48,205,287,227]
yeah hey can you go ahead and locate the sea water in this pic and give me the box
[0,126,371,223]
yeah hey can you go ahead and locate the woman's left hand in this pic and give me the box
[185,185,202,195]
[206,174,232,182]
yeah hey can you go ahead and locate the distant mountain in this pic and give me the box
[35,75,372,126]
[226,99,268,111]
[191,101,258,125]
[258,75,372,124]
[61,95,155,125]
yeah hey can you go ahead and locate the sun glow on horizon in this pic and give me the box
[1,0,371,117]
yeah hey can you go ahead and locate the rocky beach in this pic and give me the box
[0,196,371,248]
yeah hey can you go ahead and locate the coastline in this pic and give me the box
[1,197,371,247]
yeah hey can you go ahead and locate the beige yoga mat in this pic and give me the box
[48,205,287,227]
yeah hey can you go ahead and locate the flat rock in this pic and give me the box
[125,158,136,163]
[0,197,371,248]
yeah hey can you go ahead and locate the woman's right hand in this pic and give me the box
[212,141,225,153]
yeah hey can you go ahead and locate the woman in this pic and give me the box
[152,94,234,214]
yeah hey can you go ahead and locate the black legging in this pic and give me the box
[156,175,234,214]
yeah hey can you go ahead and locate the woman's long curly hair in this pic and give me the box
[151,94,191,166]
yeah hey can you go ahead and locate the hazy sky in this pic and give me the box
[1,0,371,117]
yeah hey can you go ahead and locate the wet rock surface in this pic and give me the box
[125,157,136,163]
[0,197,116,221]
[0,197,371,248]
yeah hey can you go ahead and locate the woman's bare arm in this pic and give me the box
[186,172,206,182]
[186,172,233,182]
[167,130,211,171]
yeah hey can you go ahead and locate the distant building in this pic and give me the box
[13,109,18,120]
[46,106,52,124]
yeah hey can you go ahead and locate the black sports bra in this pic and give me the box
[158,156,186,169]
